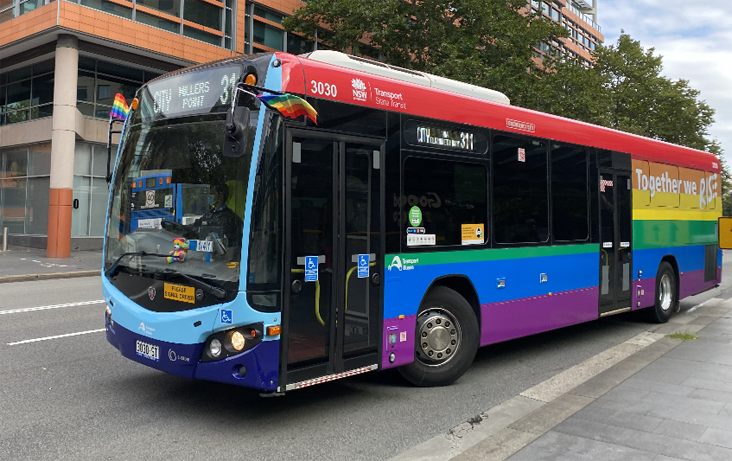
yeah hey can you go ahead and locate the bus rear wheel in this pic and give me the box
[398,286,479,387]
[648,261,677,323]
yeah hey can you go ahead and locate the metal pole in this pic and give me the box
[1,227,7,252]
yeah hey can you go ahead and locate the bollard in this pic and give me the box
[1,227,7,252]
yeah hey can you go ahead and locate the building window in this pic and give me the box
[72,143,109,236]
[64,0,233,49]
[76,56,160,120]
[0,59,55,126]
[0,144,51,235]
[0,0,54,25]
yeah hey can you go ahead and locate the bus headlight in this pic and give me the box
[230,331,245,351]
[200,323,263,362]
[209,339,222,358]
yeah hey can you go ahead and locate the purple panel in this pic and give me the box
[680,269,717,299]
[381,314,417,370]
[480,287,599,347]
[632,277,656,311]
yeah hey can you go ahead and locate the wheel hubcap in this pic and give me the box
[659,273,673,311]
[416,308,461,367]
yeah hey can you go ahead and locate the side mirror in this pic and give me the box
[223,99,251,158]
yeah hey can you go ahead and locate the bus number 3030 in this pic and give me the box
[310,80,337,97]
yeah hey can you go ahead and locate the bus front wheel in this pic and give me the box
[398,286,479,387]
[648,261,677,323]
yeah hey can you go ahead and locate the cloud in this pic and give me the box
[598,0,732,158]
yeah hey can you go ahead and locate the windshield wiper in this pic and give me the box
[105,251,170,277]
[161,268,227,301]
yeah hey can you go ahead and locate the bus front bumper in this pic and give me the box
[105,317,279,391]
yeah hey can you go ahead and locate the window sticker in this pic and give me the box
[409,206,422,227]
[461,224,484,245]
[407,234,436,246]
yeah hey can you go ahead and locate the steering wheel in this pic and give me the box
[161,219,198,239]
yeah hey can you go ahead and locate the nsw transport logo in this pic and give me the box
[352,78,368,102]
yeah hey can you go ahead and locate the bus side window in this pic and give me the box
[492,134,548,245]
[551,143,589,242]
[402,156,487,247]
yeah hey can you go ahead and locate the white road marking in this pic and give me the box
[7,329,106,346]
[0,300,105,316]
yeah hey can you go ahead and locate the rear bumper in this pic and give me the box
[105,318,279,391]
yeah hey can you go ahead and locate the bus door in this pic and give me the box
[282,130,383,390]
[598,170,632,316]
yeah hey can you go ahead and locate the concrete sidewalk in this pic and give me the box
[392,298,732,461]
[0,245,102,283]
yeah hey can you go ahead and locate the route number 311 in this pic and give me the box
[310,80,337,97]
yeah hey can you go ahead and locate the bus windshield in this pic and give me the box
[105,110,256,287]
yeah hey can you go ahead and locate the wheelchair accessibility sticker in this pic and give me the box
[305,256,318,282]
[221,309,233,324]
[358,254,369,278]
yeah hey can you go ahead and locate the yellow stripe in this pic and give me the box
[633,208,721,221]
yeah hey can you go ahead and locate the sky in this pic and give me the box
[597,0,732,161]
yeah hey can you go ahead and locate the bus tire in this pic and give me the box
[648,262,677,323]
[398,286,479,387]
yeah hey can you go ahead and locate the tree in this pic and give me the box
[282,0,568,107]
[591,33,715,151]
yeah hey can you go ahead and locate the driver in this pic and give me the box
[193,183,243,249]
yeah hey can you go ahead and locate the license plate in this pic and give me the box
[164,283,195,304]
[136,340,159,362]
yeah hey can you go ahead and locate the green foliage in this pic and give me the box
[665,332,698,341]
[592,34,715,151]
[283,0,567,104]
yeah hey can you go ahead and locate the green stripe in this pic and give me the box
[385,243,598,267]
[633,220,717,249]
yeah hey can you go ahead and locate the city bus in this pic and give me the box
[103,50,721,394]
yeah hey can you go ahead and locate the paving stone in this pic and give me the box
[618,377,695,397]
[571,401,664,433]
[642,391,726,415]
[698,427,732,449]
[555,417,732,461]
[688,387,732,405]
[653,419,708,442]
[681,376,732,393]
[646,404,732,432]
[507,431,658,461]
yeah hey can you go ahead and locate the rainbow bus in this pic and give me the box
[103,51,721,394]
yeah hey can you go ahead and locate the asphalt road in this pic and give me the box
[1,259,731,461]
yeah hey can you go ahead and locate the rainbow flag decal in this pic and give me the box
[110,93,130,120]
[256,94,317,124]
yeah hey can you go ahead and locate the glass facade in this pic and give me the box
[245,2,315,54]
[63,0,233,49]
[77,56,161,119]
[0,59,55,126]
[0,144,51,234]
[72,143,109,236]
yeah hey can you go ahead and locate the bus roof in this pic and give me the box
[277,51,718,173]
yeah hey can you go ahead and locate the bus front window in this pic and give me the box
[105,111,256,296]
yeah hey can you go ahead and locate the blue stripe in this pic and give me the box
[384,252,599,319]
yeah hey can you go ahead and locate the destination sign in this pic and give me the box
[403,120,488,154]
[416,125,475,151]
[144,65,241,119]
